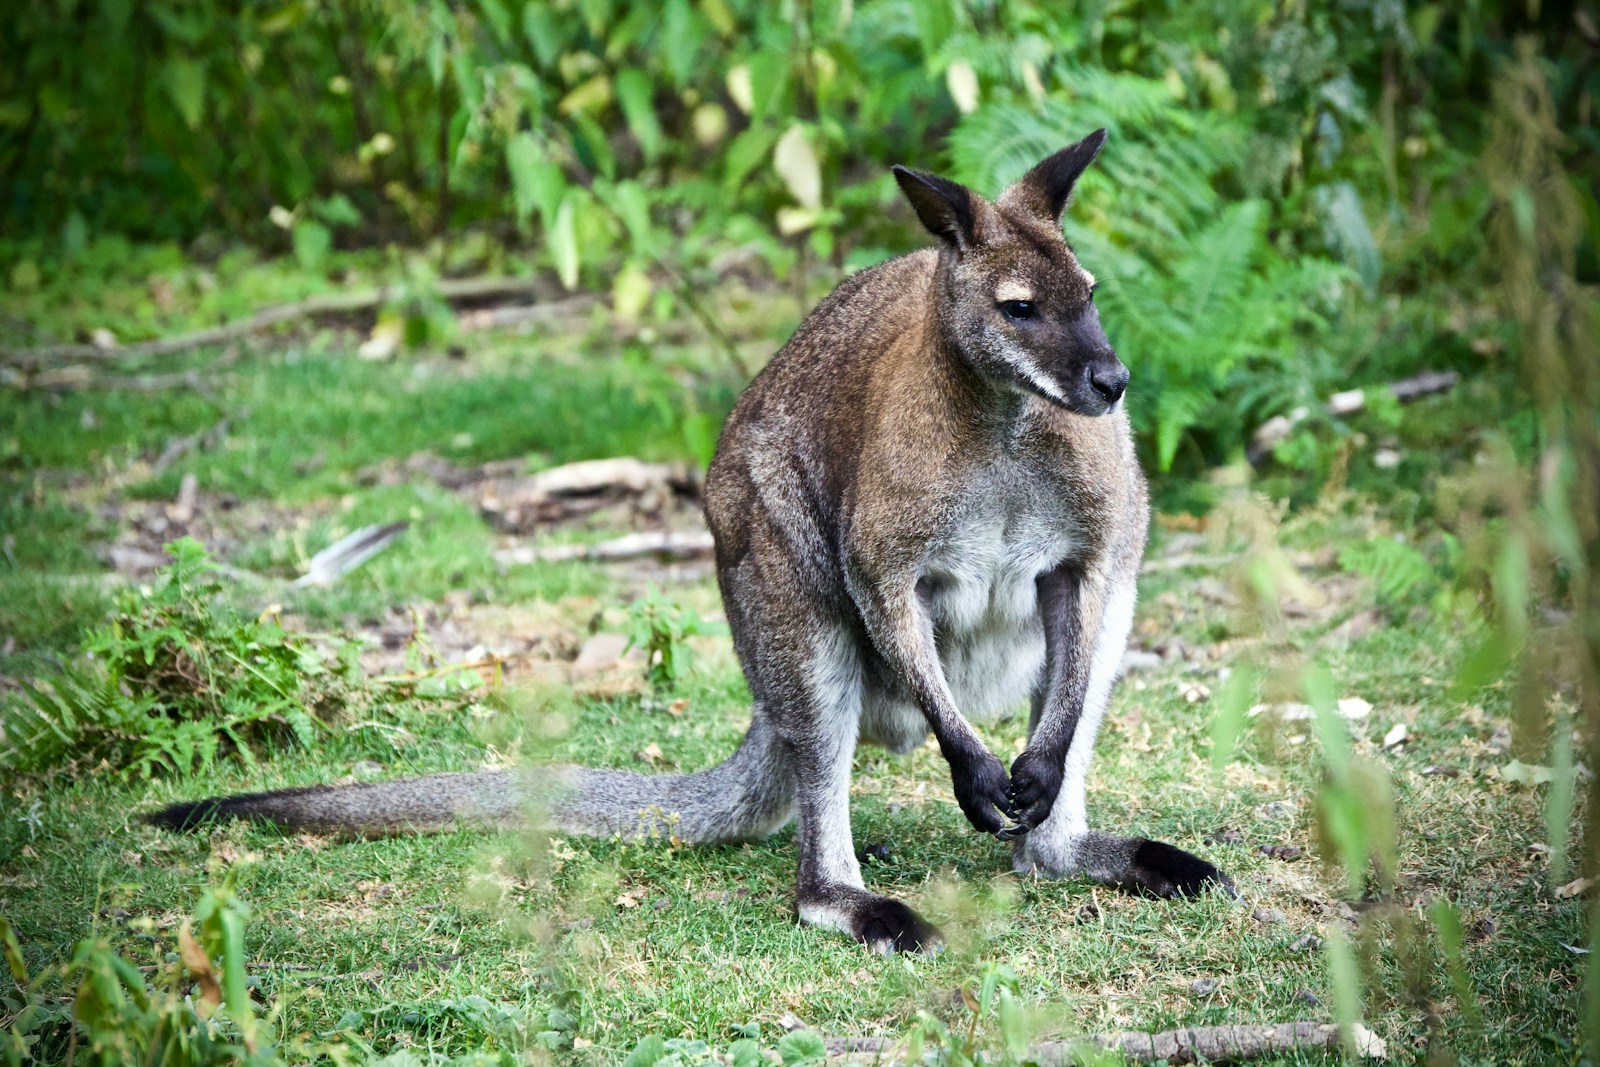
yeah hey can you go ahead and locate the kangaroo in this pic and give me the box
[149,131,1231,952]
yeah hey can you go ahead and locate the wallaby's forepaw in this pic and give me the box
[1003,747,1063,835]
[948,748,1014,834]
[1125,839,1236,899]
[852,897,944,955]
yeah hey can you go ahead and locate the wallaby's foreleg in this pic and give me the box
[1011,566,1232,897]
[848,568,1013,835]
[1003,563,1098,833]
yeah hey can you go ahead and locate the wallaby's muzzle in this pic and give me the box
[1087,359,1129,407]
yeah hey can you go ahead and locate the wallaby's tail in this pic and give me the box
[145,720,794,844]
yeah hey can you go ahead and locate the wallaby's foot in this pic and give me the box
[1123,839,1236,898]
[946,746,1015,835]
[799,887,943,954]
[1013,829,1235,899]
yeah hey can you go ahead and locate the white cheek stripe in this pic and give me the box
[995,337,1067,403]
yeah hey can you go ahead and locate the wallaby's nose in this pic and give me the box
[1088,361,1129,405]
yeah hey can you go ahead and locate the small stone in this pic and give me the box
[1251,907,1286,925]
[651,896,671,911]
[570,632,632,679]
[1289,933,1323,953]
[1206,826,1245,846]
[1120,649,1163,673]
[1297,989,1320,1006]
[1189,977,1222,996]
[1259,844,1304,862]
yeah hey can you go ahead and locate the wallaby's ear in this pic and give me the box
[1001,128,1108,223]
[893,165,977,249]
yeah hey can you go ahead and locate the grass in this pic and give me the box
[0,262,1591,1065]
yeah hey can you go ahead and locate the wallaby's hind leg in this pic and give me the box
[1013,576,1232,897]
[783,626,941,953]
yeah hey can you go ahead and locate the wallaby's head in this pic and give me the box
[893,130,1126,416]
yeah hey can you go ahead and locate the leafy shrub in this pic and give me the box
[0,881,266,1067]
[0,538,357,779]
[624,588,723,691]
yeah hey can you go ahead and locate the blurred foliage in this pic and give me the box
[4,0,1596,471]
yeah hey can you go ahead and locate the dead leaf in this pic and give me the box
[1554,877,1595,900]
[1382,723,1407,749]
[1352,1023,1388,1059]
[615,892,640,909]
[358,319,401,361]
[178,923,222,1013]
[637,742,664,766]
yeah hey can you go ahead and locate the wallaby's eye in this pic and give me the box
[999,300,1036,321]
[1088,285,1098,303]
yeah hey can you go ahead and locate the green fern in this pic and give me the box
[1339,537,1438,604]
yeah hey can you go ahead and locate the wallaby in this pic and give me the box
[149,130,1231,952]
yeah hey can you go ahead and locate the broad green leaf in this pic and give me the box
[911,0,957,63]
[777,1030,827,1065]
[726,126,774,188]
[658,0,705,87]
[506,132,545,223]
[292,220,331,271]
[612,263,652,321]
[774,124,822,209]
[521,4,563,68]
[165,59,206,129]
[549,195,580,289]
[621,1034,666,1067]
[616,69,662,162]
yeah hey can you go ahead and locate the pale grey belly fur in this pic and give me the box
[859,504,1065,753]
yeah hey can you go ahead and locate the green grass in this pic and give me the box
[2,519,1590,1064]
[0,268,1590,1065]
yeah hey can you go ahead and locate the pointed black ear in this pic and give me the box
[1001,128,1107,222]
[893,165,977,249]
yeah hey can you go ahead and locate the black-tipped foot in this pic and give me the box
[1127,839,1236,899]
[852,898,943,955]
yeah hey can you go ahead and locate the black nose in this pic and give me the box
[1088,361,1129,404]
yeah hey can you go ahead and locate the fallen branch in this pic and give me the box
[1248,369,1460,464]
[496,529,715,566]
[826,1021,1386,1064]
[477,457,699,533]
[2,276,560,366]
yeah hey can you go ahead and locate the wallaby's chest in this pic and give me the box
[920,464,1078,630]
